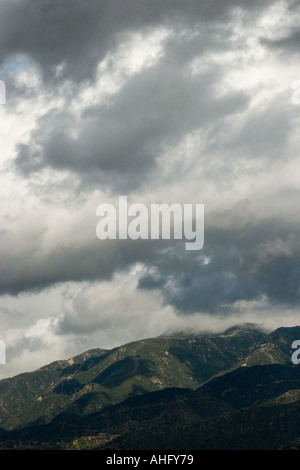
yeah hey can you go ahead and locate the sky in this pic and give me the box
[1,0,300,379]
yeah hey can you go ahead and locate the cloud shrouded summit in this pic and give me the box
[0,0,300,378]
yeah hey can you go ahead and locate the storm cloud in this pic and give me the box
[1,0,300,377]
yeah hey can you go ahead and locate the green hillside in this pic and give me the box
[0,325,267,430]
[1,364,300,450]
[0,323,299,448]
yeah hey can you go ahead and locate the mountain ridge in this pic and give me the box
[0,324,299,437]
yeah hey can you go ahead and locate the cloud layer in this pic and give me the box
[1,0,300,377]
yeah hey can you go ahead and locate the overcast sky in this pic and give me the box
[1,0,300,379]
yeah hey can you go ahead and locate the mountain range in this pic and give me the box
[0,324,300,449]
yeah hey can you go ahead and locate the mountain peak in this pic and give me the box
[223,322,267,335]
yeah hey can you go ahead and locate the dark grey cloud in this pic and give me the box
[15,61,249,190]
[263,30,300,53]
[6,336,46,362]
[137,207,300,313]
[260,1,300,53]
[1,0,299,318]
[4,0,279,194]
[0,0,272,83]
[0,236,161,295]
[216,101,294,159]
[138,268,167,290]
